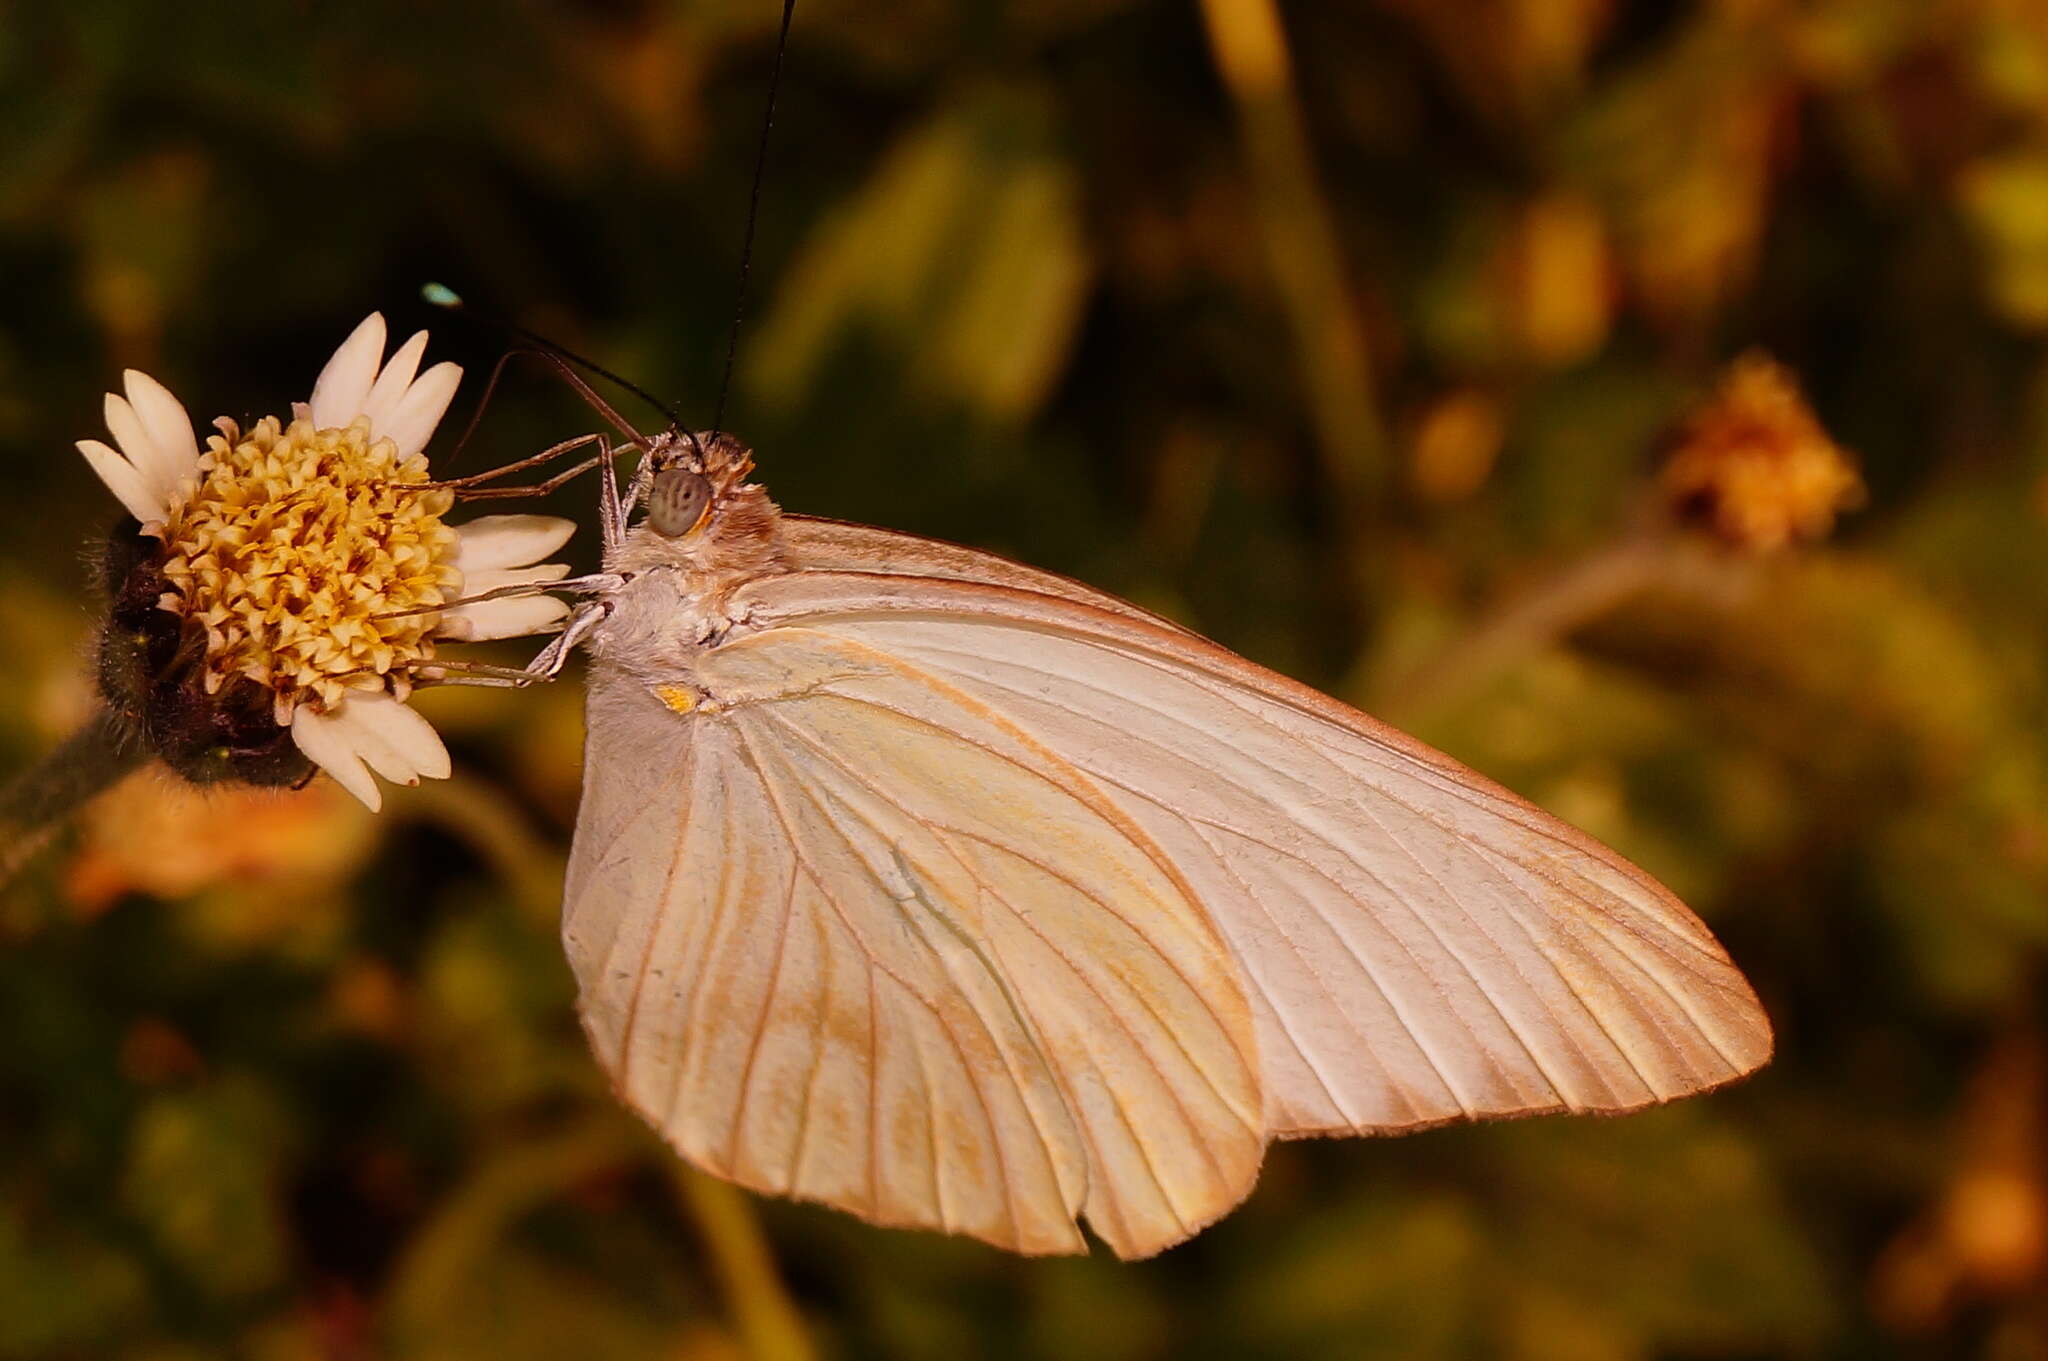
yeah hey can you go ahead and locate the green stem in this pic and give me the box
[0,709,144,886]
[1375,531,1678,724]
[675,1166,816,1361]
[1199,0,1390,598]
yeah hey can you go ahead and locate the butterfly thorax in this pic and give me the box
[589,474,794,684]
[582,567,732,686]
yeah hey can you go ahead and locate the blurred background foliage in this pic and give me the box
[3,0,2048,1356]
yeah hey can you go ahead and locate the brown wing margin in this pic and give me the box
[782,515,1199,635]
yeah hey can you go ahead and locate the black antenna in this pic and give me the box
[711,0,799,437]
[423,284,687,430]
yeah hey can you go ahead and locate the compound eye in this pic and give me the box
[648,469,713,538]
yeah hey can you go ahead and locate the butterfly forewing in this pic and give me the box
[781,515,1198,634]
[721,543,1773,1137]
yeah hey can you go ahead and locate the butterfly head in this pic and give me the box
[619,428,787,579]
[644,430,757,540]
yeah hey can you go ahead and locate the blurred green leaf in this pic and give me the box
[747,86,1091,425]
[1236,1190,1485,1358]
[120,1075,293,1301]
[0,1198,150,1358]
[384,1118,709,1361]
[417,898,582,1117]
[1490,1111,1835,1355]
[1959,148,2048,329]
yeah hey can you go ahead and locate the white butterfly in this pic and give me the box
[501,425,1771,1260]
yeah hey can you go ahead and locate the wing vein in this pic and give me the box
[740,721,1066,1237]
[1460,837,1743,1075]
[1448,835,1700,1091]
[725,849,805,1183]
[926,640,1626,1106]
[909,1012,949,1231]
[661,731,750,1135]
[1184,817,1431,1125]
[754,701,1257,1151]
[742,700,1245,1227]
[728,716,1058,1238]
[788,900,835,1191]
[873,648,1509,1117]
[767,685,1256,1116]
[614,727,701,1087]
[906,633,1732,976]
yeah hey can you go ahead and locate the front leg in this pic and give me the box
[416,597,614,689]
[599,434,627,551]
[520,598,613,680]
[622,450,658,525]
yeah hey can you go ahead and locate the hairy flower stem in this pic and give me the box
[0,709,145,886]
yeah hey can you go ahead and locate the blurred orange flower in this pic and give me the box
[65,771,377,915]
[1872,1032,2046,1333]
[1661,352,1863,551]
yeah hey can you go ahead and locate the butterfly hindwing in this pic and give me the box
[566,629,1266,1259]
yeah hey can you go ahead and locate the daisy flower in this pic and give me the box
[78,314,576,811]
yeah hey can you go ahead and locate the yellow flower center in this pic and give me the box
[156,415,460,721]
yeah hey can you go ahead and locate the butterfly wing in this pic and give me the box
[720,553,1774,1140]
[565,626,1265,1260]
[782,514,1197,633]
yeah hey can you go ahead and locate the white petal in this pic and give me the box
[309,313,387,430]
[121,369,201,484]
[334,691,452,783]
[104,392,181,514]
[360,330,429,436]
[76,438,163,522]
[453,515,577,571]
[381,360,462,459]
[439,593,570,641]
[103,394,161,488]
[291,706,383,811]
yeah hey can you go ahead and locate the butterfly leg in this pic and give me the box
[545,572,631,597]
[439,434,639,504]
[369,571,624,625]
[418,431,606,493]
[599,434,627,550]
[620,447,658,524]
[517,599,613,680]
[406,659,553,688]
[407,599,612,690]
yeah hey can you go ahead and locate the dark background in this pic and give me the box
[3,1,2046,1357]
